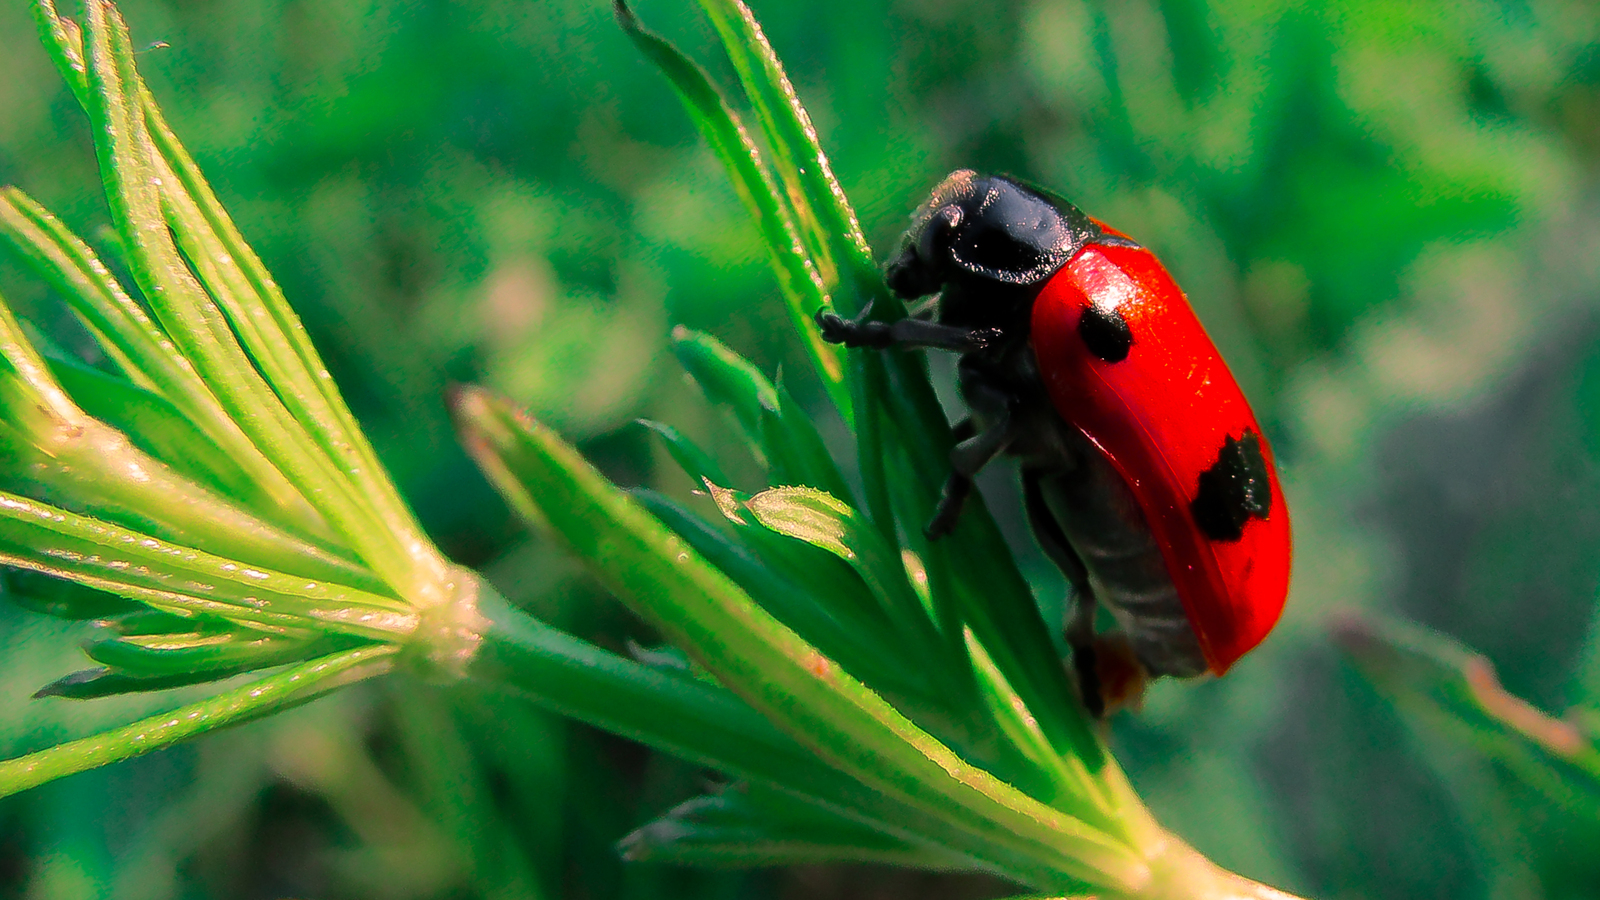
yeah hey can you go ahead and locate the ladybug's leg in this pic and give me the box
[926,420,976,539]
[816,307,999,353]
[1021,469,1105,717]
[926,385,1018,539]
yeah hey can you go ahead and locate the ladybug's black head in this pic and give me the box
[885,170,1098,300]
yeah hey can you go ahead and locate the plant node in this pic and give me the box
[404,564,491,682]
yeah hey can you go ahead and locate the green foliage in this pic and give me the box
[2,645,395,797]
[455,4,1317,894]
[0,0,479,795]
[1337,614,1600,896]
[1,0,1600,897]
[457,382,1168,891]
[0,0,1320,894]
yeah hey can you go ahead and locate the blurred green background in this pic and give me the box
[4,0,1600,897]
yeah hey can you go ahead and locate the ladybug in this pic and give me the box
[818,170,1290,716]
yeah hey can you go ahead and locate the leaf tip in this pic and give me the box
[33,668,107,699]
[617,818,690,862]
[1326,609,1378,656]
[443,380,476,416]
[612,0,638,32]
[447,383,509,433]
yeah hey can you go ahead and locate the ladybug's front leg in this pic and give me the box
[815,305,999,353]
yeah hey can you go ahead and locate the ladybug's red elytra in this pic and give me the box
[818,170,1290,716]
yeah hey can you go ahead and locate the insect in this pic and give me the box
[817,170,1291,716]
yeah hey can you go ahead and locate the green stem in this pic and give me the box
[1127,835,1307,900]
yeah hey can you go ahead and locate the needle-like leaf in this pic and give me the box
[70,1,427,591]
[693,0,879,307]
[743,487,946,670]
[0,189,326,539]
[621,786,966,869]
[0,644,399,798]
[632,488,919,700]
[615,0,846,412]
[0,491,414,639]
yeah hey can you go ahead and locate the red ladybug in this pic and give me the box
[818,170,1290,715]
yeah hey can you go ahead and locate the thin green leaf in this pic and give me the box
[879,368,1113,791]
[43,354,264,505]
[84,630,358,678]
[0,644,398,798]
[30,0,432,568]
[1336,613,1600,817]
[0,189,330,540]
[615,0,846,413]
[743,486,948,673]
[0,192,157,394]
[632,488,916,699]
[32,666,248,699]
[78,1,414,588]
[454,386,1146,893]
[473,586,825,781]
[671,326,779,444]
[637,419,730,487]
[693,0,879,309]
[726,505,882,621]
[0,490,414,640]
[850,351,897,543]
[758,379,852,501]
[0,353,377,598]
[0,298,382,592]
[1,568,138,620]
[736,486,1046,773]
[672,328,851,498]
[144,83,437,581]
[620,788,966,869]
[100,607,222,635]
[882,440,962,641]
[0,423,378,597]
[689,483,935,686]
[965,627,1089,809]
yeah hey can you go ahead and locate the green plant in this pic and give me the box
[1335,613,1600,895]
[0,0,1308,896]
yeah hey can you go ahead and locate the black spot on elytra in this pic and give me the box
[1077,305,1133,362]
[1191,431,1272,542]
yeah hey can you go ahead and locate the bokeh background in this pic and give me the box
[3,0,1600,897]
